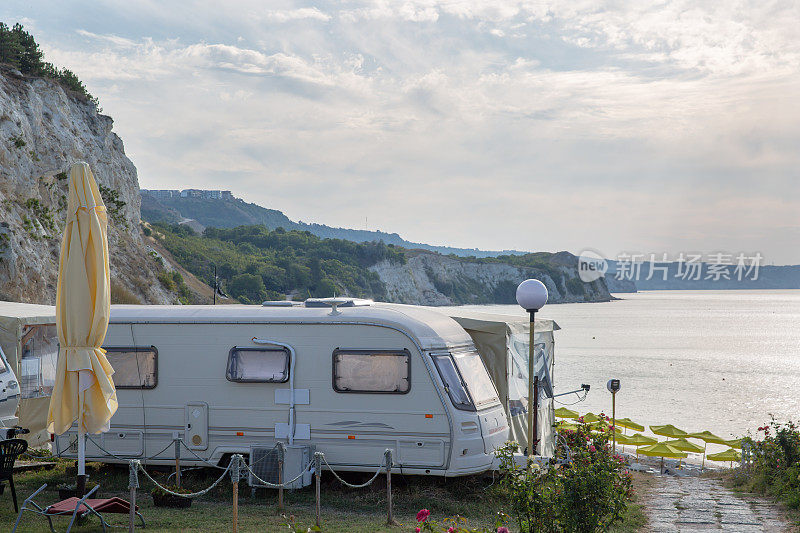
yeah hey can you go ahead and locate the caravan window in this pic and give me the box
[332,349,410,393]
[227,347,290,383]
[431,354,473,410]
[105,347,158,389]
[452,350,499,409]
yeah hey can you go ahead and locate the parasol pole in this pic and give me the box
[77,388,86,496]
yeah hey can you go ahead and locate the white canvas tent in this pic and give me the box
[0,301,58,446]
[445,310,560,457]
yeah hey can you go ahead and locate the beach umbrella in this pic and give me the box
[627,433,657,458]
[707,448,742,468]
[664,438,705,453]
[723,439,742,449]
[664,438,704,466]
[47,162,118,494]
[687,430,727,444]
[580,412,605,424]
[687,430,727,469]
[555,407,579,419]
[638,442,688,472]
[555,420,579,431]
[650,424,688,440]
[613,433,636,452]
[615,418,645,432]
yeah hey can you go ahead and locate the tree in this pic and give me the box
[229,273,266,304]
[0,23,23,68]
[11,23,43,74]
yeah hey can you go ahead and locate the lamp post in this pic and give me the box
[607,379,620,454]
[516,279,548,456]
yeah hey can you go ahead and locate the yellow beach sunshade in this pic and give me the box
[707,449,742,462]
[664,438,705,453]
[615,418,645,432]
[614,434,635,445]
[580,412,605,424]
[650,424,688,439]
[555,421,579,431]
[555,407,579,419]
[627,433,657,446]
[637,442,688,459]
[687,430,727,444]
[47,162,118,484]
[723,439,742,449]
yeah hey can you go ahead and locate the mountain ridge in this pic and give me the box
[140,193,529,258]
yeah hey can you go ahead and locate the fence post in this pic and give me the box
[385,449,395,525]
[128,461,138,533]
[174,437,181,488]
[231,455,240,533]
[315,452,322,528]
[277,442,285,512]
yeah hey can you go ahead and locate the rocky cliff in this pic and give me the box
[0,66,174,304]
[371,250,613,306]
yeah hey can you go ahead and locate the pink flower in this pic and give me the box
[448,528,455,533]
[415,528,421,533]
[498,528,510,533]
[589,445,596,452]
[416,509,431,523]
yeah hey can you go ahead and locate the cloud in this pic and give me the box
[6,0,799,263]
[263,8,331,23]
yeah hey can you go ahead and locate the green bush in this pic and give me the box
[734,418,800,510]
[497,420,632,533]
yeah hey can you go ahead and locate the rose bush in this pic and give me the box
[496,416,633,533]
[734,417,800,511]
[412,508,510,532]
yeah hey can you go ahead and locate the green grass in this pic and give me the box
[3,457,650,532]
[2,457,508,532]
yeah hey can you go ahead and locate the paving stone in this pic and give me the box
[644,474,790,532]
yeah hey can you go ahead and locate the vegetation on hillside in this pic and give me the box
[151,223,405,303]
[0,22,98,106]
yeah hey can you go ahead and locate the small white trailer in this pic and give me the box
[54,299,510,477]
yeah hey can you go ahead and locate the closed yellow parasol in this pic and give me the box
[47,162,118,493]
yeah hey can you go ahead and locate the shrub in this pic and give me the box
[496,419,632,533]
[733,418,800,510]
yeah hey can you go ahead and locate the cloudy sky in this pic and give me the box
[4,1,799,264]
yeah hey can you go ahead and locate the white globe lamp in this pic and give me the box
[516,279,548,458]
[516,278,548,311]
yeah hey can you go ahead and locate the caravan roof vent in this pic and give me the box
[262,301,300,307]
[304,298,373,308]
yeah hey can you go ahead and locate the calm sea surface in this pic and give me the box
[449,290,800,446]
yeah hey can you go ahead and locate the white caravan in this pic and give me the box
[54,300,510,477]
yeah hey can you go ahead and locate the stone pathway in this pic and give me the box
[645,475,790,532]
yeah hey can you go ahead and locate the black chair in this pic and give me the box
[0,438,29,512]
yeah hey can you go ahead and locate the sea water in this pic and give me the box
[448,290,800,449]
